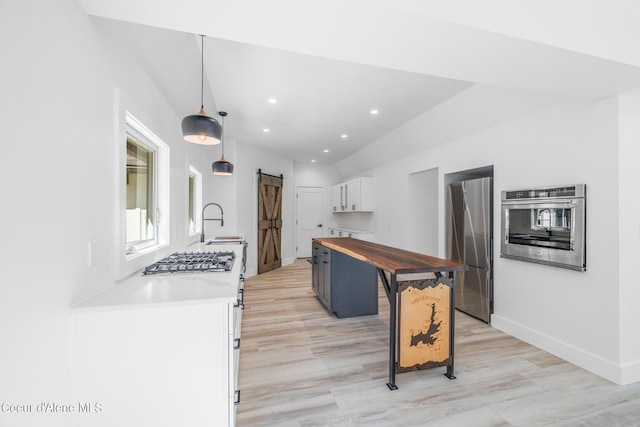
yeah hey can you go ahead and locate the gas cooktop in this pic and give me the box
[142,251,236,275]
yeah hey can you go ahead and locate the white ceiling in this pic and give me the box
[203,37,471,164]
[80,0,640,166]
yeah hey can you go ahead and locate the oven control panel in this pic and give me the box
[503,185,583,200]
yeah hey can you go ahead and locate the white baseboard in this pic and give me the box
[282,257,295,266]
[491,314,639,385]
[620,360,640,385]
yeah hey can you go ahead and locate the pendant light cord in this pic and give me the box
[200,35,204,109]
[220,112,226,156]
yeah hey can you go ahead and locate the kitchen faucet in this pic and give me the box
[201,202,224,242]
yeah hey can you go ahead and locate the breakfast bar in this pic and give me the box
[312,237,468,389]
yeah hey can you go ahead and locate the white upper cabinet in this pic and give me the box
[331,184,341,212]
[332,177,375,212]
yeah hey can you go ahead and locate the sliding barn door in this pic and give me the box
[258,172,283,274]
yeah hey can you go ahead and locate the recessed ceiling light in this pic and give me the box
[263,128,270,133]
[311,159,316,163]
[341,134,348,139]
[370,109,379,115]
[268,98,277,104]
[323,149,329,153]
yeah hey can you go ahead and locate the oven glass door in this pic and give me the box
[501,198,585,271]
[507,205,574,251]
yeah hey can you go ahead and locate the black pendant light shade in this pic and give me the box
[212,111,234,175]
[182,35,222,145]
[182,110,222,144]
[212,156,234,175]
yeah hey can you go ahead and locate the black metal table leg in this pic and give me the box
[444,271,457,380]
[387,273,398,390]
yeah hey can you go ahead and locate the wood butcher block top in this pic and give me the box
[313,237,467,275]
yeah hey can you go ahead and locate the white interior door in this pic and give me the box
[296,186,325,258]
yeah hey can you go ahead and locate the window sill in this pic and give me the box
[188,232,202,244]
[118,242,169,280]
[126,242,167,261]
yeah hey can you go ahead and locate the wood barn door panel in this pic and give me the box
[258,172,283,274]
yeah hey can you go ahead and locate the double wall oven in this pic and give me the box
[501,184,586,271]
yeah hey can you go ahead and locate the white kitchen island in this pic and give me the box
[70,242,246,427]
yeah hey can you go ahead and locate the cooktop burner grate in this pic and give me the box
[143,251,236,275]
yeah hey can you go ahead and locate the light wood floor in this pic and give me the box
[237,260,640,426]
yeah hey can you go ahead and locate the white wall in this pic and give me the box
[338,99,636,384]
[407,168,439,255]
[293,162,341,187]
[199,138,239,242]
[0,2,228,425]
[236,143,295,277]
[617,93,640,384]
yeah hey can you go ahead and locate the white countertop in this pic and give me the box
[73,243,244,311]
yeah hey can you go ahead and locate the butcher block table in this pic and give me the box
[312,237,468,390]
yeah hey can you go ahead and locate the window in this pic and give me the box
[188,174,195,233]
[188,165,202,236]
[126,135,155,248]
[123,112,169,258]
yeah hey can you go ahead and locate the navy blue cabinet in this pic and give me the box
[312,242,378,318]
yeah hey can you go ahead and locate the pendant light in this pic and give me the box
[181,35,222,145]
[212,111,234,175]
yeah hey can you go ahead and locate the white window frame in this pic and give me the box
[126,127,158,252]
[188,165,203,239]
[117,108,170,278]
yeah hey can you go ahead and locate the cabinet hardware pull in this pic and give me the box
[234,298,244,309]
[345,184,348,209]
[234,338,241,349]
[238,289,245,308]
[234,390,241,405]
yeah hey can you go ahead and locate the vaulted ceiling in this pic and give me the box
[79,0,640,167]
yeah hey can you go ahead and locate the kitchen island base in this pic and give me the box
[313,237,467,389]
[312,243,378,318]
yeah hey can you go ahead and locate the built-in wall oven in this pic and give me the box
[501,184,586,271]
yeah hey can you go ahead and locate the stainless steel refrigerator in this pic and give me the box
[447,177,493,323]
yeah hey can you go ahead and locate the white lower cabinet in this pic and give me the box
[71,299,241,427]
[70,243,245,426]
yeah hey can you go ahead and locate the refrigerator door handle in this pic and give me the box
[490,237,494,262]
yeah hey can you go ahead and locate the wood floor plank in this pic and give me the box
[237,260,640,426]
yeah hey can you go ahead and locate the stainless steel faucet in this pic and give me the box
[201,202,224,242]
